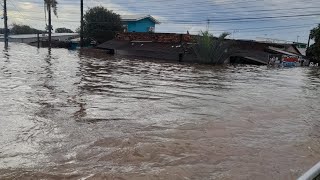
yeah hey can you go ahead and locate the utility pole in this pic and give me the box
[37,33,40,48]
[206,19,210,32]
[80,0,84,47]
[233,30,238,39]
[4,0,8,48]
[307,33,311,48]
[48,3,52,48]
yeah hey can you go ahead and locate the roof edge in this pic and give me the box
[121,15,161,24]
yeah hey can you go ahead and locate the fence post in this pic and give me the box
[37,33,40,48]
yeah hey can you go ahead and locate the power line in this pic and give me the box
[164,13,320,23]
[9,7,320,17]
[82,0,319,11]
[9,11,320,24]
[6,0,320,21]
[7,0,22,15]
[161,24,315,34]
[30,0,320,12]
[162,11,320,22]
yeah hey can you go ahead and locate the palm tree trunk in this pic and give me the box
[48,3,52,47]
[80,0,84,47]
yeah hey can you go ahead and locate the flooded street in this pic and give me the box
[1,43,320,179]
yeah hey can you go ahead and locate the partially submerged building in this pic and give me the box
[227,39,306,66]
[97,32,195,61]
[97,32,308,66]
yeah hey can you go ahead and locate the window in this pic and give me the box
[148,27,155,32]
[123,25,128,32]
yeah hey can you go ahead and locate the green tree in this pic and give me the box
[83,6,123,43]
[307,24,320,62]
[193,31,232,64]
[11,24,43,34]
[55,27,74,33]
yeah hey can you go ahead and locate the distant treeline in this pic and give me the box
[11,24,45,34]
[0,24,74,35]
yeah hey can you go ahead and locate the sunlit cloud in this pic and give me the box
[17,2,35,10]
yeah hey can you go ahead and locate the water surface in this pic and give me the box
[0,43,320,179]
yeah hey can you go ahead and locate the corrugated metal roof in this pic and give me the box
[121,15,160,24]
[297,48,306,56]
[268,46,301,57]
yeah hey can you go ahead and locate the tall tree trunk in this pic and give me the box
[48,3,52,48]
[80,0,84,47]
[4,0,8,48]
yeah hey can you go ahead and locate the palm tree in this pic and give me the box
[44,0,58,47]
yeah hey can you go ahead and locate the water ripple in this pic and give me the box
[0,44,320,179]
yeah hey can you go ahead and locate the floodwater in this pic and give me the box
[0,43,320,180]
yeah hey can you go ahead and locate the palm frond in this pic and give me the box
[44,0,58,17]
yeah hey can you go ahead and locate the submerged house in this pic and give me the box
[227,39,308,66]
[98,32,309,66]
[121,15,160,33]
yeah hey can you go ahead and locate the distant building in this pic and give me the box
[121,15,160,33]
[293,42,308,56]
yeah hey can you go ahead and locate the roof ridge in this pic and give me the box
[120,14,160,24]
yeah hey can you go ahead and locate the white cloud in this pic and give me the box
[17,2,35,10]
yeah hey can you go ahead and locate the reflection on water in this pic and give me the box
[0,44,320,179]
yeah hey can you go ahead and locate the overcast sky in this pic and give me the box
[3,0,320,43]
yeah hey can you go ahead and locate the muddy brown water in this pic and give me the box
[0,43,320,180]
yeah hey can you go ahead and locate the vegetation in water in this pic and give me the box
[193,31,232,64]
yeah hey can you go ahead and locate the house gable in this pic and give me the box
[121,15,160,24]
[123,17,156,32]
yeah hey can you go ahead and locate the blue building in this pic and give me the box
[121,15,160,33]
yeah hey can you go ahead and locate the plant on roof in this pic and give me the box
[193,31,232,64]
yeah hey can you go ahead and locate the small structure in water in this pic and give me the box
[267,46,309,67]
[0,33,78,44]
[309,62,319,67]
[69,37,97,50]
